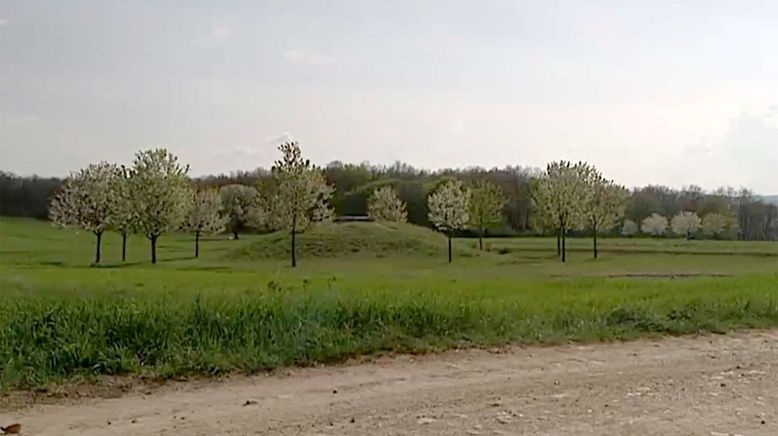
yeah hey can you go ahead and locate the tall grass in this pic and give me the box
[2,279,777,390]
[2,218,777,390]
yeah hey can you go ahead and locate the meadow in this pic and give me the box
[1,217,777,390]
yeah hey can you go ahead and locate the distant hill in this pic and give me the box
[760,195,778,205]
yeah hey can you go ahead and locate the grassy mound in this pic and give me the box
[232,221,481,259]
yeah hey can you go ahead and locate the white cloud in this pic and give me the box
[722,106,778,192]
[0,18,8,26]
[211,24,230,41]
[682,137,714,156]
[264,132,294,145]
[282,49,335,66]
[0,114,41,126]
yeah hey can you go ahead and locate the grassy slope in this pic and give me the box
[232,221,482,259]
[1,217,777,389]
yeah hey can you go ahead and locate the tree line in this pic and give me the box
[2,154,777,246]
[47,143,334,266]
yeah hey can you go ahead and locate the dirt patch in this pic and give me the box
[1,330,776,435]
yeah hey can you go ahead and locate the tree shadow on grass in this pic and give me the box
[37,260,65,267]
[36,255,197,269]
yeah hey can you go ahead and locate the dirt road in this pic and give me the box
[2,331,776,435]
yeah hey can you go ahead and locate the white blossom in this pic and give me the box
[671,211,702,239]
[126,149,190,263]
[49,162,120,264]
[368,185,408,223]
[468,180,505,250]
[641,213,668,236]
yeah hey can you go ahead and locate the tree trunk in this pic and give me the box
[195,231,200,258]
[561,226,567,263]
[121,233,127,262]
[291,214,297,268]
[478,229,484,251]
[448,232,452,263]
[593,226,598,259]
[233,230,239,240]
[94,232,102,264]
[556,228,561,256]
[150,235,158,264]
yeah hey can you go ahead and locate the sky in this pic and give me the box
[1,0,776,193]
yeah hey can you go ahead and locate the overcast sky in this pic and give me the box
[1,0,776,192]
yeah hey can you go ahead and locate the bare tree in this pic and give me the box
[468,179,506,250]
[185,189,228,257]
[49,162,119,264]
[127,149,191,264]
[428,179,470,263]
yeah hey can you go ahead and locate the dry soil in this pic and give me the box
[2,330,776,435]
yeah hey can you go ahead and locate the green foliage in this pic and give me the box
[107,166,135,236]
[701,213,736,239]
[468,180,506,236]
[584,171,627,233]
[6,164,778,240]
[268,142,334,232]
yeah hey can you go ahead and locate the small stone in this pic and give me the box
[243,400,258,406]
[720,383,726,387]
[417,417,436,425]
[350,418,355,424]
[496,414,512,424]
[131,419,138,424]
[332,389,338,394]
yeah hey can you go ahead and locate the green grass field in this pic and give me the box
[1,217,777,390]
